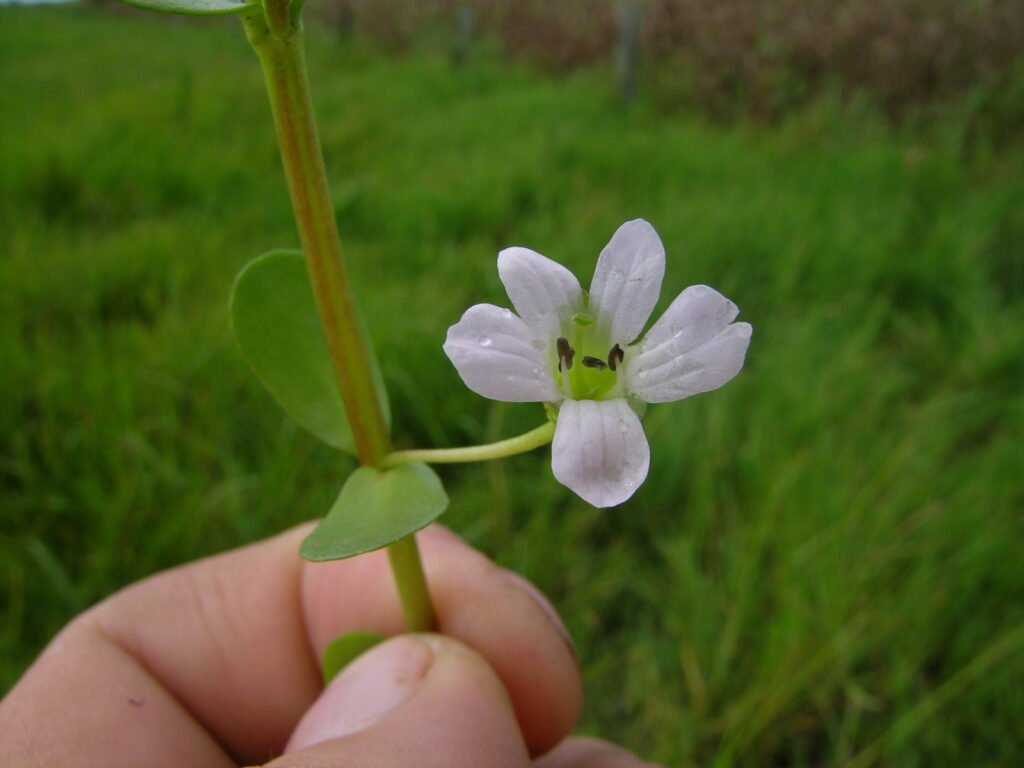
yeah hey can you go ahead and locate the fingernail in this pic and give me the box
[286,636,433,752]
[504,571,577,662]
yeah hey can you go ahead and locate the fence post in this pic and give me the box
[335,0,356,40]
[452,5,476,67]
[616,3,641,104]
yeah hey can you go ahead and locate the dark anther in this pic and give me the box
[582,356,607,370]
[607,343,625,371]
[557,337,575,371]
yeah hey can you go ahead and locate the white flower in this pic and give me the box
[443,219,752,508]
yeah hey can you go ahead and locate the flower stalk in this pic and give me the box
[384,422,556,468]
[242,2,436,631]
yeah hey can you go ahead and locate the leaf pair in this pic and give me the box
[231,251,447,561]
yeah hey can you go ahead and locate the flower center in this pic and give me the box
[554,313,624,400]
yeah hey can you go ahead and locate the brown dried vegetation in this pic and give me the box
[645,0,1024,119]
[318,0,1024,121]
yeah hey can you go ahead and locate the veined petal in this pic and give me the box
[626,322,752,404]
[444,304,560,402]
[551,398,650,508]
[498,246,583,346]
[589,219,666,346]
[630,285,739,370]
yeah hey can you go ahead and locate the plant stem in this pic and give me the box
[384,422,556,468]
[387,536,437,632]
[243,4,436,632]
[243,11,388,467]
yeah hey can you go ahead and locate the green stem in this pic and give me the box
[243,3,436,632]
[243,11,388,467]
[384,422,556,468]
[387,536,437,632]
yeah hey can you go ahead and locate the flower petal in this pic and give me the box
[589,219,666,346]
[630,284,739,365]
[444,304,560,402]
[498,246,583,346]
[626,321,752,404]
[551,398,650,508]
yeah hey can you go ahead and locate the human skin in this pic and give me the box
[0,523,657,767]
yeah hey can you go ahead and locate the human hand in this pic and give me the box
[0,524,658,767]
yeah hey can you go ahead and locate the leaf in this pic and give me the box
[120,0,254,16]
[301,464,448,561]
[322,632,386,685]
[231,250,390,454]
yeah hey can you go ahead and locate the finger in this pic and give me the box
[267,635,530,768]
[0,524,580,764]
[533,737,662,768]
[0,618,233,768]
[302,526,581,753]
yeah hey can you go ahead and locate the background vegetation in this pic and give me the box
[326,0,1024,125]
[2,5,1023,766]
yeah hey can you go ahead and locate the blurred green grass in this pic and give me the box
[2,7,1024,766]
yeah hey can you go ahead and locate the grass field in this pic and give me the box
[2,6,1024,766]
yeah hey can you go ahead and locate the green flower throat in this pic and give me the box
[554,311,625,401]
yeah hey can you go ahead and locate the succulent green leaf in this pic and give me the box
[231,250,390,454]
[120,0,254,16]
[322,632,386,685]
[300,464,448,562]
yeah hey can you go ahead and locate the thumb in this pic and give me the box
[266,635,532,768]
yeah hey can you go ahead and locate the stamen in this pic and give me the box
[582,356,607,370]
[607,343,624,371]
[557,337,575,371]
